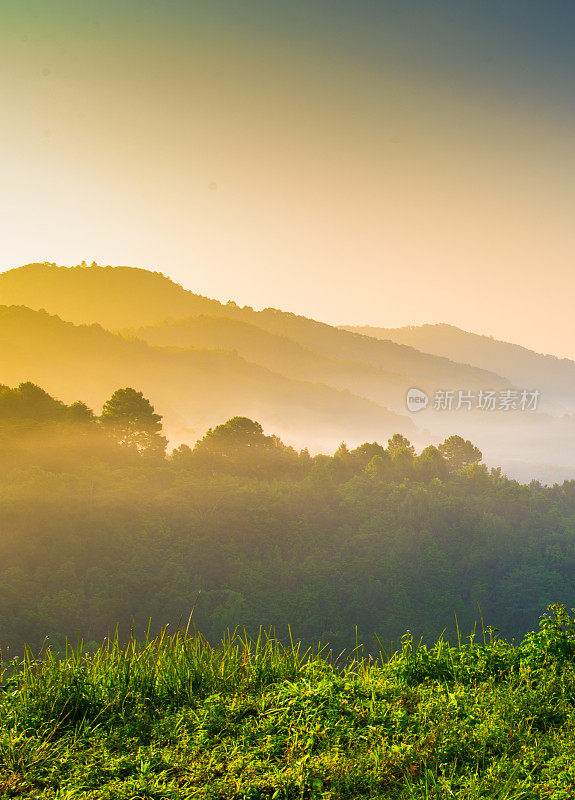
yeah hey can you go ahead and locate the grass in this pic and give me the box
[2,607,575,798]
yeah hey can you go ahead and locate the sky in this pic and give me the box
[1,0,574,357]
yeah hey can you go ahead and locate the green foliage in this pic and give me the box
[2,381,575,677]
[193,416,299,476]
[365,452,391,479]
[3,613,575,797]
[519,603,575,668]
[195,416,273,457]
[415,445,449,482]
[388,433,416,458]
[350,441,387,469]
[439,435,483,473]
[101,387,167,456]
[0,381,68,422]
[2,381,575,795]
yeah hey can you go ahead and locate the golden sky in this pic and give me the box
[1,1,574,357]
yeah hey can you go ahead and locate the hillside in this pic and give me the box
[131,318,575,476]
[125,315,418,411]
[7,263,575,474]
[2,375,575,797]
[0,264,510,415]
[0,263,223,330]
[341,323,575,414]
[0,305,412,448]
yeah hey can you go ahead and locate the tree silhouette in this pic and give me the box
[0,382,67,422]
[438,435,482,472]
[101,388,167,456]
[194,417,273,458]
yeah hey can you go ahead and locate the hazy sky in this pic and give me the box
[1,1,574,356]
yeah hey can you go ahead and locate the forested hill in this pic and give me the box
[3,263,575,476]
[124,314,508,413]
[1,380,574,657]
[0,263,508,396]
[0,262,223,329]
[0,305,411,448]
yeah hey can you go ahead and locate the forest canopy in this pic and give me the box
[1,382,573,655]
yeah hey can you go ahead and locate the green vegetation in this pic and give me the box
[2,373,575,796]
[2,372,575,796]
[2,381,575,658]
[101,388,168,456]
[3,606,575,798]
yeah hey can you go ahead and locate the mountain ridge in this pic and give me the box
[7,263,573,473]
[0,304,414,450]
[340,322,575,414]
[0,264,511,404]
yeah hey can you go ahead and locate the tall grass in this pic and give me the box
[2,625,323,732]
[1,605,575,798]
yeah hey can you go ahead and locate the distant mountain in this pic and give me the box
[0,265,510,416]
[128,315,575,471]
[340,323,575,414]
[0,263,222,330]
[5,263,574,474]
[124,315,432,412]
[0,305,413,450]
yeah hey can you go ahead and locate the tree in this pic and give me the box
[100,388,167,456]
[67,401,96,424]
[334,442,350,460]
[0,382,67,422]
[351,442,386,469]
[194,417,273,458]
[438,435,482,473]
[171,443,193,465]
[415,445,448,482]
[193,417,298,476]
[387,433,416,458]
[387,433,415,481]
[365,452,391,479]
